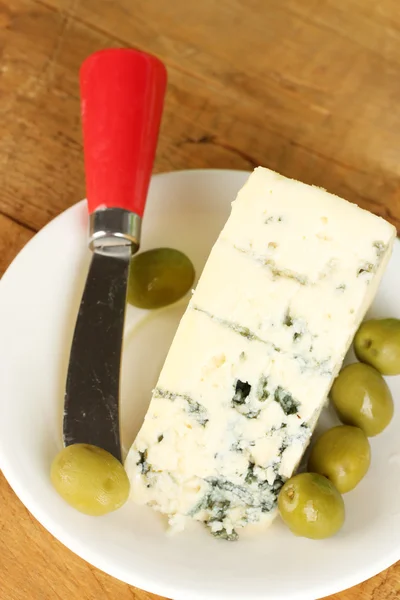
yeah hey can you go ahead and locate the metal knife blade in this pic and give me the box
[63,246,130,461]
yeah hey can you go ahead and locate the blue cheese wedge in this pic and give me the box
[125,167,396,540]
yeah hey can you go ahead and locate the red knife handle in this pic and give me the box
[80,48,167,221]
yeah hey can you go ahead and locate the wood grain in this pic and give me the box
[0,0,399,598]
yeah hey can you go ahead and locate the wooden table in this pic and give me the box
[1,1,400,598]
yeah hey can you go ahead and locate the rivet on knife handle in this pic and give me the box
[63,49,167,461]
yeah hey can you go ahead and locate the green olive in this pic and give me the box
[330,363,394,436]
[308,425,371,493]
[354,318,400,375]
[128,248,195,309]
[278,473,345,539]
[51,444,130,516]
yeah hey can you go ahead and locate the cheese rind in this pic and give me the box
[126,167,396,539]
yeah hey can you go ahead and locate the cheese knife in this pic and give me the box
[63,48,167,462]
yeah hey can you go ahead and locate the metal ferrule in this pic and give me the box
[89,208,142,253]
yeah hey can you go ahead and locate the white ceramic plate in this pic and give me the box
[1,170,399,600]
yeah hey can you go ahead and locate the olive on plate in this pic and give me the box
[128,247,195,309]
[51,444,130,516]
[330,362,394,436]
[278,473,345,539]
[354,318,400,376]
[308,425,371,493]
